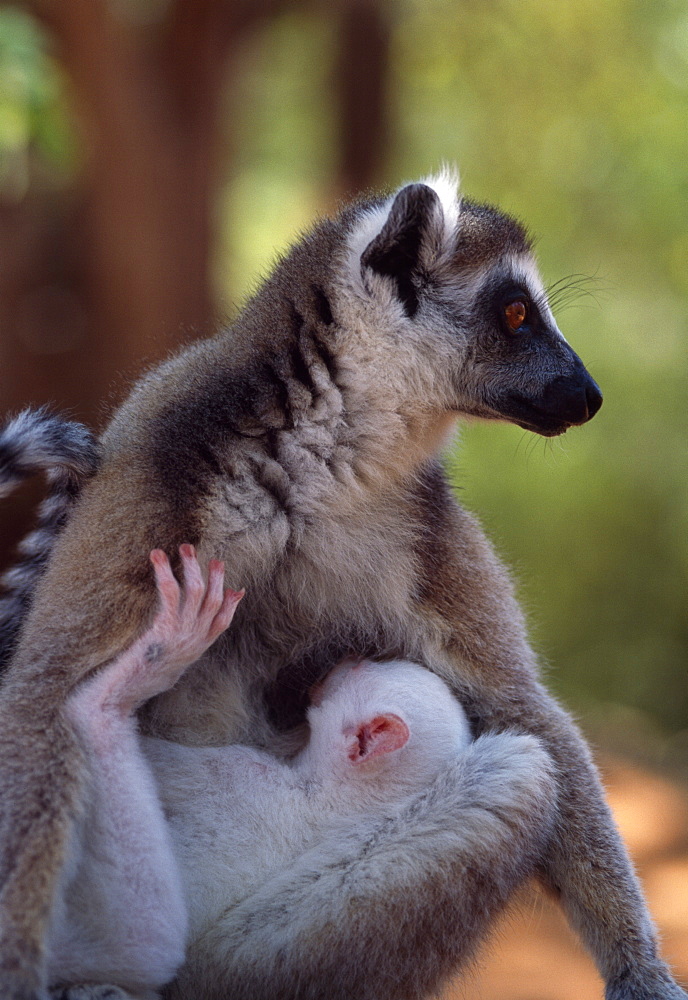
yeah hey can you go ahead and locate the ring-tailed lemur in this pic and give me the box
[0,172,684,1000]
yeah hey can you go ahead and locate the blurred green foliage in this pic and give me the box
[0,6,75,198]
[1,1,686,758]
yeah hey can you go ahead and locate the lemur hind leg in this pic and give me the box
[414,485,687,1000]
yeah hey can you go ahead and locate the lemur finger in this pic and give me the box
[150,549,181,616]
[198,559,226,626]
[208,588,244,641]
[179,543,205,617]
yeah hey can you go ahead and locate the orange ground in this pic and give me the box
[443,759,688,1000]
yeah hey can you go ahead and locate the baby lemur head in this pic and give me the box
[300,658,471,796]
[337,170,602,437]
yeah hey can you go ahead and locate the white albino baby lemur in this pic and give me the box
[49,546,556,1000]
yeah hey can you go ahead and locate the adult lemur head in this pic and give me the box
[338,170,601,437]
[133,170,601,518]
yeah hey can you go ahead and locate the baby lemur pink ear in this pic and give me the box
[346,713,410,764]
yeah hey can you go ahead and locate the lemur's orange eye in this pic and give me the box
[504,300,527,331]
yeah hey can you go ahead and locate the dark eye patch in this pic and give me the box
[493,282,542,337]
[472,273,546,342]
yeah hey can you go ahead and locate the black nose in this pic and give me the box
[540,372,603,425]
[585,377,603,419]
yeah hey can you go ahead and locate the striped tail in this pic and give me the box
[0,407,101,670]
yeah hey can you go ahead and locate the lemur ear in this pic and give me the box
[361,183,442,316]
[346,713,410,764]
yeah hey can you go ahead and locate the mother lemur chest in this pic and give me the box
[196,470,437,732]
[200,425,427,635]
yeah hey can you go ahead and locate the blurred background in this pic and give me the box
[0,0,686,995]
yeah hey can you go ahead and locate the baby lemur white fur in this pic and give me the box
[50,548,555,1000]
[0,171,684,1000]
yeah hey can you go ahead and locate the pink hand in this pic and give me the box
[69,546,244,721]
[147,545,243,673]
